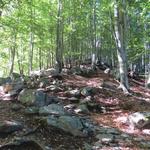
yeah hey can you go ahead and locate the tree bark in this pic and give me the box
[9,30,17,76]
[55,0,63,73]
[114,0,129,93]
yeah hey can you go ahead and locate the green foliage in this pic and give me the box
[0,0,148,76]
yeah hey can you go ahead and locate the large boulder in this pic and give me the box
[46,115,86,137]
[18,89,56,106]
[18,89,36,106]
[39,104,66,116]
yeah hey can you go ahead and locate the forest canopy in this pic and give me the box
[0,0,149,77]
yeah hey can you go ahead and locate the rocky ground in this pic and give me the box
[0,67,150,150]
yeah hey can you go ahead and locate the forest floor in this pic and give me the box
[0,69,150,150]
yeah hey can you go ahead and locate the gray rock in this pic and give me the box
[0,138,46,150]
[82,67,95,77]
[97,127,108,134]
[127,112,150,129]
[92,141,103,150]
[64,104,76,113]
[106,128,120,135]
[11,72,21,80]
[80,96,92,104]
[81,87,96,96]
[11,104,22,111]
[0,121,23,134]
[46,85,62,92]
[70,66,82,75]
[75,104,89,114]
[96,133,115,142]
[34,90,47,107]
[39,104,66,115]
[62,68,71,74]
[120,133,131,139]
[18,89,55,107]
[30,70,44,77]
[68,97,79,103]
[140,141,150,149]
[43,68,59,76]
[18,89,36,106]
[46,115,86,137]
[0,77,7,85]
[84,142,93,150]
[24,107,39,115]
[69,89,81,97]
[38,78,50,88]
[0,77,12,85]
[46,95,59,104]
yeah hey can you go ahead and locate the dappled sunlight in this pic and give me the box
[0,70,150,149]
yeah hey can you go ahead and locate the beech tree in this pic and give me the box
[113,0,129,93]
[55,0,63,73]
[0,0,148,89]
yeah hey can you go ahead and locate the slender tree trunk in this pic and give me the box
[9,31,17,76]
[28,0,34,74]
[17,34,24,75]
[39,48,42,70]
[55,0,63,73]
[144,19,150,88]
[9,47,15,76]
[91,0,97,69]
[114,0,129,93]
[29,31,34,72]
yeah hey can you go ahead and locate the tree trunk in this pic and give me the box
[9,31,17,76]
[114,0,129,93]
[28,0,34,74]
[55,0,63,73]
[28,30,34,74]
[39,48,42,70]
[9,47,15,76]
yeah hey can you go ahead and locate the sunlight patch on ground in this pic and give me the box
[142,129,150,135]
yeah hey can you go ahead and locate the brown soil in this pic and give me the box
[0,70,150,150]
